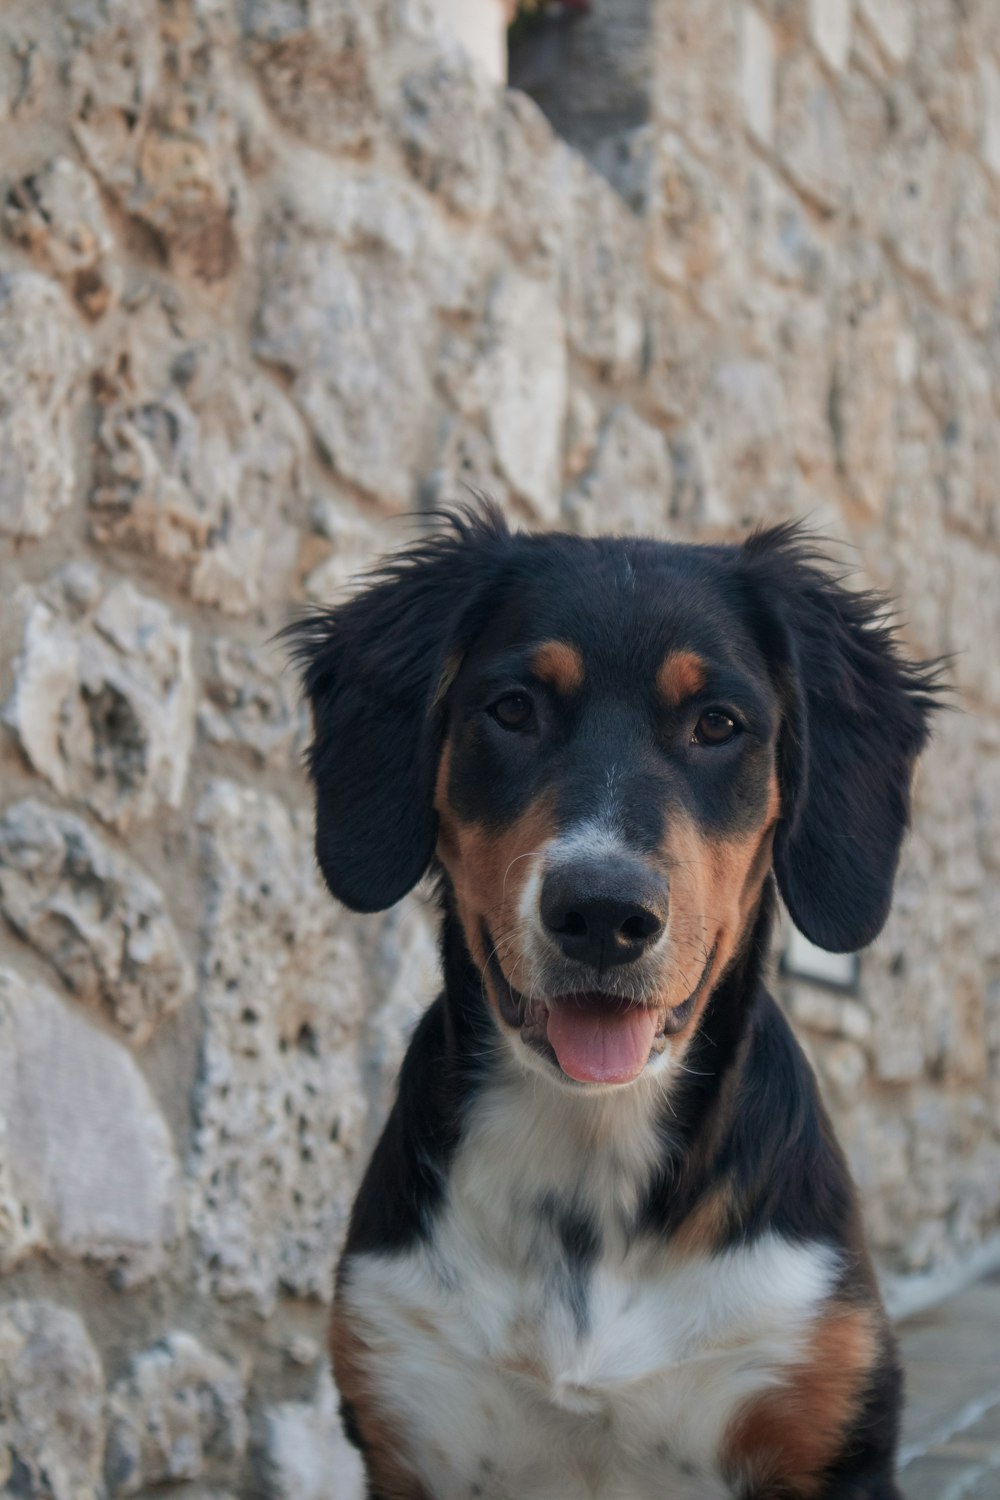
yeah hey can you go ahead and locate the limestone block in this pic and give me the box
[0,1301,105,1500]
[740,6,775,147]
[106,1332,249,1496]
[777,296,835,477]
[484,270,567,521]
[980,57,1000,179]
[243,0,379,156]
[263,1370,364,1500]
[776,52,850,213]
[946,538,1000,709]
[830,253,900,515]
[0,968,180,1281]
[744,162,828,291]
[643,285,714,427]
[657,0,742,169]
[0,799,194,1045]
[199,640,308,771]
[649,133,740,316]
[908,0,977,147]
[564,387,600,481]
[856,0,913,68]
[808,0,852,73]
[188,782,369,1311]
[302,498,400,599]
[495,90,573,269]
[2,156,120,318]
[563,159,645,381]
[697,358,788,509]
[66,0,160,200]
[422,416,511,515]
[91,327,304,616]
[565,406,673,536]
[393,46,500,218]
[255,183,435,507]
[950,157,1000,335]
[5,575,196,831]
[877,103,954,299]
[68,0,242,281]
[0,271,90,540]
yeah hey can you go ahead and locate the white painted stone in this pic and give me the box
[808,0,852,74]
[0,968,180,1281]
[740,6,775,146]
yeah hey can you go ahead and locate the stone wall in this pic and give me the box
[0,1,998,1495]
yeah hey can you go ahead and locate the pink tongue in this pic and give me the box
[546,997,659,1084]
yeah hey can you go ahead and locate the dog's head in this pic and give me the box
[288,508,939,1090]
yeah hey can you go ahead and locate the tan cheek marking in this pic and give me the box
[531,640,585,695]
[434,736,555,1010]
[331,1298,433,1500]
[656,650,707,707]
[656,779,780,1040]
[723,1305,879,1495]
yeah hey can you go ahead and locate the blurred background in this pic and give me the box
[0,1,998,1496]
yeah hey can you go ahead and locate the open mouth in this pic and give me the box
[483,928,716,1086]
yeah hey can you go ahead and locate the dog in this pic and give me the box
[286,507,940,1500]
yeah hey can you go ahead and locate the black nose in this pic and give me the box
[540,857,667,971]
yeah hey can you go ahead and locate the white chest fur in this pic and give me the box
[342,1067,839,1500]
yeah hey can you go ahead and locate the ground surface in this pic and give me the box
[897,1270,1000,1499]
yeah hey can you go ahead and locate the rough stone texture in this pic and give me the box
[0,271,90,539]
[0,0,998,1493]
[0,798,195,1044]
[106,1332,248,1495]
[4,571,197,831]
[0,1300,105,1500]
[187,781,368,1312]
[0,967,180,1282]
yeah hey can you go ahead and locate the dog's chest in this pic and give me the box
[342,1078,838,1499]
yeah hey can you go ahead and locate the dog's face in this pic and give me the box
[433,551,782,1087]
[289,510,937,1092]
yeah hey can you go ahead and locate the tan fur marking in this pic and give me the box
[531,640,585,695]
[655,775,780,1057]
[724,1305,879,1495]
[656,650,708,706]
[331,1297,432,1500]
[434,736,556,1014]
[670,1181,734,1256]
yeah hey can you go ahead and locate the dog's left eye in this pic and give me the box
[489,693,535,731]
[692,710,739,746]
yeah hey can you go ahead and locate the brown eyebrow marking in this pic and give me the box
[531,641,584,695]
[656,650,707,706]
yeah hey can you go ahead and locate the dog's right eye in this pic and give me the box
[489,693,535,732]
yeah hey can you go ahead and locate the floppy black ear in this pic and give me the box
[284,507,513,913]
[740,526,943,953]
